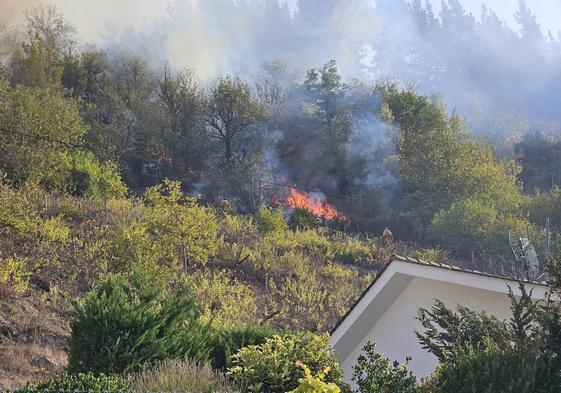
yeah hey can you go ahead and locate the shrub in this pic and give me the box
[0,256,29,292]
[67,271,212,374]
[352,342,419,393]
[289,362,341,393]
[290,208,318,230]
[14,372,130,393]
[256,206,288,235]
[426,343,539,393]
[210,323,277,370]
[191,270,258,324]
[128,359,235,393]
[51,151,127,200]
[144,180,219,267]
[228,333,348,393]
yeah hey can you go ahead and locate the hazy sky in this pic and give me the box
[2,0,561,43]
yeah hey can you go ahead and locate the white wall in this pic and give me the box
[339,276,515,382]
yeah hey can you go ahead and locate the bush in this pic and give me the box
[0,256,29,292]
[289,362,341,393]
[228,333,348,393]
[426,343,539,393]
[210,323,277,370]
[352,342,419,393]
[15,372,130,393]
[290,208,318,230]
[67,271,212,374]
[128,359,235,393]
[51,151,127,200]
[256,206,288,235]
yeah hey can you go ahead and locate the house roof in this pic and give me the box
[330,254,549,334]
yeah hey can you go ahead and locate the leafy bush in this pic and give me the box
[144,179,219,267]
[256,206,288,235]
[426,343,540,393]
[289,362,341,393]
[51,151,127,200]
[14,372,130,393]
[128,359,235,393]
[0,256,29,292]
[191,270,258,324]
[352,342,419,393]
[290,208,318,230]
[228,333,348,393]
[67,271,212,374]
[210,323,277,370]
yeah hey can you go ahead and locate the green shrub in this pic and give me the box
[228,333,348,393]
[14,372,130,393]
[289,362,341,393]
[290,208,318,230]
[52,151,127,200]
[427,343,539,393]
[256,206,288,235]
[67,271,212,374]
[210,323,277,370]
[352,342,419,393]
[128,359,235,393]
[0,256,29,292]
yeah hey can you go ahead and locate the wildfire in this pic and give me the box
[278,186,347,223]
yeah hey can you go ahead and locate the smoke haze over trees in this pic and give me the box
[2,1,561,268]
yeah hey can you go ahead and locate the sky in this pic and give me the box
[2,0,561,42]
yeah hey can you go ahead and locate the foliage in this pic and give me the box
[128,359,235,393]
[210,323,277,370]
[228,333,348,393]
[417,282,561,391]
[352,342,419,393]
[191,270,258,324]
[426,343,540,393]
[289,362,341,393]
[67,271,212,374]
[290,209,318,230]
[14,372,130,393]
[256,206,288,235]
[144,180,219,267]
[431,198,527,259]
[0,75,86,185]
[0,256,29,292]
[50,151,127,200]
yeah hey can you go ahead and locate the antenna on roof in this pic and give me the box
[509,225,539,280]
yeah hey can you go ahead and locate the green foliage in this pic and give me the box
[14,372,130,393]
[144,180,219,267]
[51,151,127,199]
[190,270,258,324]
[128,359,235,393]
[0,256,29,292]
[228,333,347,393]
[352,342,419,393]
[0,76,86,185]
[210,323,277,370]
[291,209,318,230]
[427,343,540,393]
[289,362,341,393]
[380,84,522,241]
[67,271,212,374]
[431,198,527,258]
[256,206,288,235]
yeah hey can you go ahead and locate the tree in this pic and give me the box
[0,76,86,185]
[203,76,266,163]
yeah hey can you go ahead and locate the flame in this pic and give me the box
[278,186,347,223]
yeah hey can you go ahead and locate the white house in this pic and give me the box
[329,255,549,383]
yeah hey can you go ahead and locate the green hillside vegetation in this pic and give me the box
[2,5,561,390]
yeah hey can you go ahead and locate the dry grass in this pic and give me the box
[128,359,236,393]
[0,342,67,389]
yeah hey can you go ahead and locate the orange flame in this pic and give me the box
[279,186,347,223]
